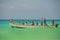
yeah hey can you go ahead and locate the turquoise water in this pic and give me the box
[0,19,60,26]
[0,19,60,40]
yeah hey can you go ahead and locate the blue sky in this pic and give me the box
[0,0,60,19]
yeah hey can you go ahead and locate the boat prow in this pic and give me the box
[9,23,28,28]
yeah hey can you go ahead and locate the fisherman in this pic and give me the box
[41,18,43,26]
[10,19,14,24]
[44,18,46,26]
[52,19,54,26]
[31,21,34,26]
[22,22,24,25]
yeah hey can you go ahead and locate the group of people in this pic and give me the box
[41,18,54,26]
[10,18,58,28]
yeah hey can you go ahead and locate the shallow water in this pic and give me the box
[0,20,60,40]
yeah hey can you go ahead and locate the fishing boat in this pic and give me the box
[9,19,59,28]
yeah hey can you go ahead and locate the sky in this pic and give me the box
[0,0,60,19]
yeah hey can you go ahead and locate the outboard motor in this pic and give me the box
[55,24,59,28]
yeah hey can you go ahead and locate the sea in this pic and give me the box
[0,19,60,40]
[0,19,60,27]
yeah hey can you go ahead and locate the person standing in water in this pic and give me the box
[52,19,54,26]
[22,22,25,25]
[44,18,46,26]
[52,19,59,28]
[41,18,43,26]
[44,18,47,26]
